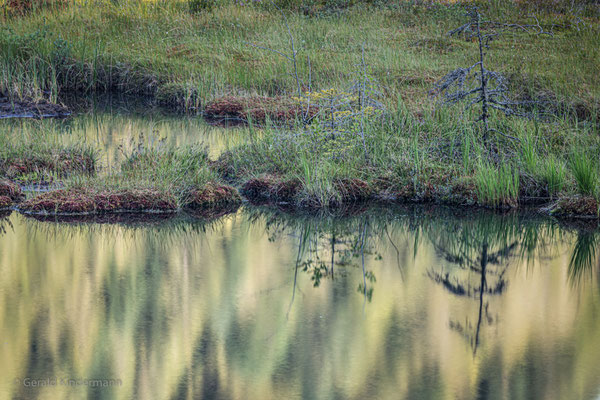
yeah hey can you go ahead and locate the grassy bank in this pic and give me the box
[6,135,241,215]
[216,103,599,216]
[1,0,599,217]
[1,0,598,114]
[0,114,598,217]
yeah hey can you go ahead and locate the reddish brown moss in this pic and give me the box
[1,152,96,182]
[395,183,417,201]
[334,179,373,202]
[548,196,600,218]
[3,0,68,16]
[0,180,24,202]
[447,180,478,205]
[272,179,302,202]
[204,96,317,124]
[94,190,177,212]
[241,176,277,201]
[0,196,13,209]
[19,188,177,215]
[20,189,95,214]
[241,176,303,204]
[186,183,241,209]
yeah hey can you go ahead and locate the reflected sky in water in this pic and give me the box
[0,206,599,400]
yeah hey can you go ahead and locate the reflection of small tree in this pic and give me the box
[424,216,534,354]
[294,220,377,302]
[428,240,516,354]
[258,211,382,316]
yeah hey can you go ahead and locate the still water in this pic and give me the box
[0,97,248,166]
[0,206,599,400]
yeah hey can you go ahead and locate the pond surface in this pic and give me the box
[0,206,599,400]
[0,97,248,166]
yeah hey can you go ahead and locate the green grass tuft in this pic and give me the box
[540,156,567,197]
[475,162,520,208]
[570,151,599,197]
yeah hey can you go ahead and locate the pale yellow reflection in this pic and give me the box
[0,109,248,167]
[0,210,598,400]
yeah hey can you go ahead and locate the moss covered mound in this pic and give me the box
[0,196,13,209]
[334,179,373,203]
[0,94,70,118]
[186,183,242,209]
[204,96,316,124]
[0,152,96,183]
[0,180,24,202]
[19,188,178,215]
[548,196,600,218]
[241,176,303,204]
[241,176,376,207]
[19,184,244,216]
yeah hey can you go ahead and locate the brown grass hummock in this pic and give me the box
[0,152,96,183]
[241,176,302,204]
[18,183,244,216]
[241,176,377,207]
[0,180,24,201]
[334,179,373,203]
[0,196,13,209]
[19,188,178,215]
[0,93,70,118]
[185,190,241,219]
[241,176,278,202]
[546,196,600,218]
[204,96,317,124]
[186,182,242,209]
[0,179,24,208]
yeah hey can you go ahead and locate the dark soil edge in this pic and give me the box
[0,93,71,119]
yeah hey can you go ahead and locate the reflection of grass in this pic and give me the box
[4,200,600,399]
[569,232,599,283]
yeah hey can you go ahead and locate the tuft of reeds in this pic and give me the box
[475,161,520,208]
[570,151,599,197]
[540,156,566,198]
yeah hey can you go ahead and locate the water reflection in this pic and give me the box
[0,206,599,399]
[0,97,249,167]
